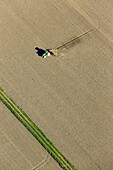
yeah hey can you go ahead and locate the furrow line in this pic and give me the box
[0,87,76,170]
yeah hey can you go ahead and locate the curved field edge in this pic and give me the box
[0,87,76,170]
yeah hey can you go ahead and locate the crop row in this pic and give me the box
[0,87,76,170]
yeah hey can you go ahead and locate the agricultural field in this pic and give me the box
[0,0,113,170]
[0,101,62,170]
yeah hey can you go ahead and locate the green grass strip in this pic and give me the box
[0,87,76,170]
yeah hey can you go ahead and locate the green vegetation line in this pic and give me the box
[0,87,76,170]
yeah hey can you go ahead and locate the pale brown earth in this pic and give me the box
[0,102,61,170]
[0,0,113,170]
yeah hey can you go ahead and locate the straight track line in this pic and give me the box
[0,87,76,170]
[55,29,94,50]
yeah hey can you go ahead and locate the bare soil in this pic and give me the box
[0,0,113,169]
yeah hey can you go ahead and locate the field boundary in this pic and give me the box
[0,87,76,170]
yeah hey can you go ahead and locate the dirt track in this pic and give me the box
[0,0,113,169]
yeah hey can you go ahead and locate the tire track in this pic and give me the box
[0,128,33,168]
[31,154,51,170]
[0,87,76,170]
[55,28,94,50]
